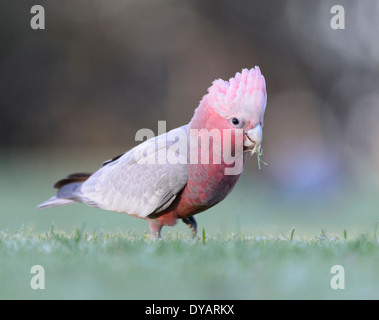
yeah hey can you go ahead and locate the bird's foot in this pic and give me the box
[182,216,197,239]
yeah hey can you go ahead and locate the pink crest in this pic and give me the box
[205,66,267,119]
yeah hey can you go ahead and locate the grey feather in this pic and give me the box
[75,125,189,218]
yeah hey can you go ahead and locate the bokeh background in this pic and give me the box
[1,0,379,237]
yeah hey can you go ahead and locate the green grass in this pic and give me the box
[0,151,379,299]
[0,226,378,300]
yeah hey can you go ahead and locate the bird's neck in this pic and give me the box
[184,102,246,207]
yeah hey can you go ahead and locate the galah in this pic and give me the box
[38,67,267,238]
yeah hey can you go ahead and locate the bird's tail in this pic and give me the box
[37,196,76,209]
[37,173,92,209]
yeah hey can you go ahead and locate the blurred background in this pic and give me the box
[1,0,379,236]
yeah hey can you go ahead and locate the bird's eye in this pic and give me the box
[231,118,240,126]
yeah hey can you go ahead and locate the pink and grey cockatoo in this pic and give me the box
[37,67,267,238]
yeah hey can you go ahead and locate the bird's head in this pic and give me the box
[194,67,267,156]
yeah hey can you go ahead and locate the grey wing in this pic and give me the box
[78,126,189,218]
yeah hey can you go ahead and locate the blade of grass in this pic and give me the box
[256,150,268,170]
[290,228,295,241]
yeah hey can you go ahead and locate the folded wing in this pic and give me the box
[79,126,189,218]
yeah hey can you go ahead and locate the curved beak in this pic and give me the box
[244,124,263,154]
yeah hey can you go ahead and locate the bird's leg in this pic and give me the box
[147,219,163,239]
[182,216,197,238]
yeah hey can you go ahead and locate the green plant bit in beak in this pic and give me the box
[256,149,268,170]
[248,145,267,170]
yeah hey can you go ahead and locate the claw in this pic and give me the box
[182,216,197,238]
